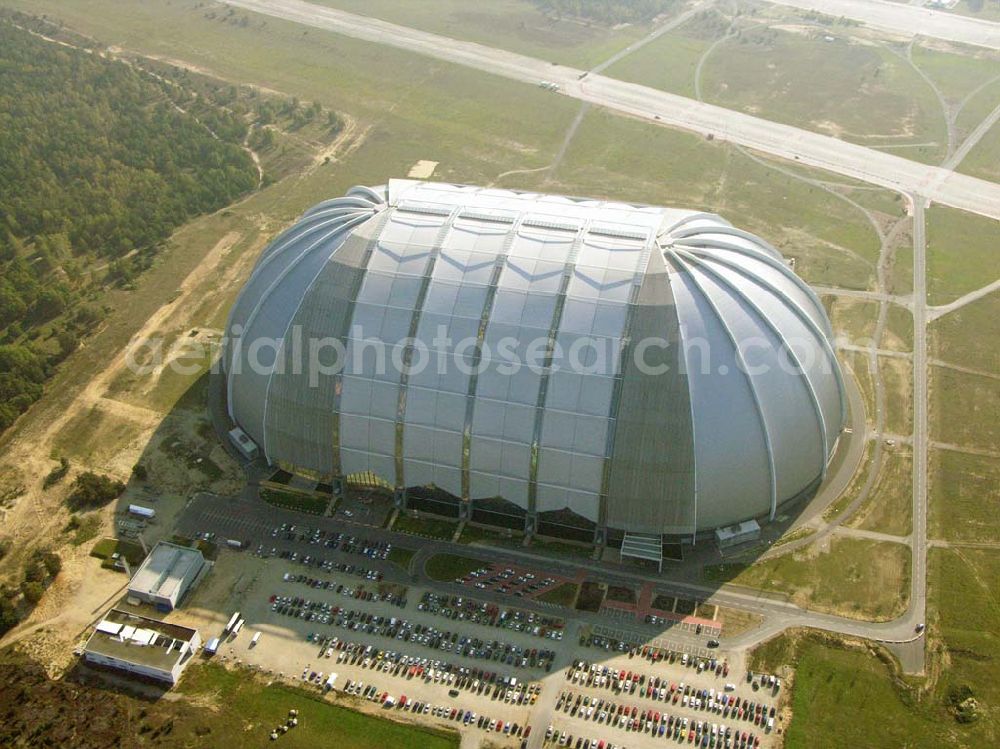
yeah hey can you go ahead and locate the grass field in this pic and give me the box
[931,291,999,373]
[393,513,458,540]
[925,205,1000,306]
[823,296,878,345]
[387,546,416,570]
[931,366,1000,452]
[698,29,946,163]
[704,537,910,621]
[424,553,487,581]
[929,448,1000,542]
[312,0,657,68]
[536,582,579,607]
[260,486,330,515]
[880,355,913,437]
[611,13,951,162]
[928,546,1000,744]
[884,304,914,353]
[780,638,945,747]
[847,447,912,537]
[167,664,460,749]
[606,8,724,98]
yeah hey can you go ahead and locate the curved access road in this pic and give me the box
[227,0,1000,221]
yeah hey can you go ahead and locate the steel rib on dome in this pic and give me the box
[224,180,846,535]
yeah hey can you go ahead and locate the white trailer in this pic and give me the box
[128,504,156,519]
[251,632,261,647]
[230,619,244,638]
[224,611,241,634]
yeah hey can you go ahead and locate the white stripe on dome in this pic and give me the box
[676,248,829,483]
[394,207,462,488]
[683,247,846,443]
[668,249,779,520]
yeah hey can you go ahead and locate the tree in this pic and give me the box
[66,472,125,511]
[20,581,44,605]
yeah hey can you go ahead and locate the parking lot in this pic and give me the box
[170,495,781,748]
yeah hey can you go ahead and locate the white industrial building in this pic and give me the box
[82,609,201,685]
[224,180,846,549]
[127,541,206,611]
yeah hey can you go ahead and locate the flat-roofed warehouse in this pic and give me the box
[82,609,201,685]
[224,181,846,545]
[127,541,205,611]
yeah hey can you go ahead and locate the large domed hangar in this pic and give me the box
[223,180,847,549]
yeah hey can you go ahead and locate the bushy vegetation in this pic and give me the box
[0,16,258,434]
[531,0,677,24]
[42,457,70,489]
[0,548,62,637]
[65,472,125,511]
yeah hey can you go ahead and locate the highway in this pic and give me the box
[227,0,1000,221]
[764,0,1000,51]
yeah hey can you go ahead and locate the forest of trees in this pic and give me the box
[531,0,677,24]
[0,17,260,434]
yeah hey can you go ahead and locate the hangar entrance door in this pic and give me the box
[620,532,663,573]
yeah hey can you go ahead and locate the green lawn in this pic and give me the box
[424,553,488,581]
[535,582,579,607]
[260,486,330,515]
[880,355,913,437]
[928,547,1000,743]
[926,206,1000,306]
[387,546,416,570]
[606,8,725,98]
[884,304,914,353]
[167,664,459,749]
[931,291,999,374]
[931,366,1000,453]
[392,513,457,540]
[704,537,910,620]
[617,18,949,164]
[779,638,946,747]
[823,296,878,345]
[929,448,1000,542]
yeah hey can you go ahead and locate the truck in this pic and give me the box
[226,538,244,549]
[324,673,339,691]
[204,637,220,656]
[250,632,261,647]
[230,619,244,638]
[224,612,241,634]
[128,504,156,519]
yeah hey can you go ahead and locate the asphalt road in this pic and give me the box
[905,197,929,674]
[764,0,1000,51]
[226,0,1000,221]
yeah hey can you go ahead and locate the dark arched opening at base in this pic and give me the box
[406,484,462,518]
[470,496,526,530]
[536,508,595,544]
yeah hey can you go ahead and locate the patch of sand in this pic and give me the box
[407,160,439,179]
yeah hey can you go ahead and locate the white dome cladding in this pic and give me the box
[224,180,846,534]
